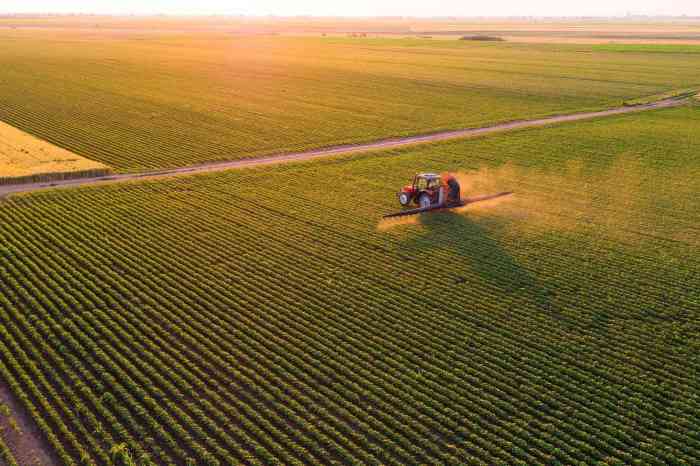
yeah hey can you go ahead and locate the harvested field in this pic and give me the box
[0,105,697,464]
[0,120,109,185]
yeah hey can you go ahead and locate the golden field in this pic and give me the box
[0,120,109,184]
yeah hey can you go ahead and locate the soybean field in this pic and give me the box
[1,29,700,171]
[0,104,698,465]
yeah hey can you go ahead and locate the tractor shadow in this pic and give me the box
[402,210,557,314]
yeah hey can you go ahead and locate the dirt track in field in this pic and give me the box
[0,380,60,466]
[0,97,687,199]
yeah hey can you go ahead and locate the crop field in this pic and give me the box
[0,120,110,186]
[0,435,19,466]
[0,104,697,465]
[1,27,700,171]
[0,402,20,466]
[593,44,700,53]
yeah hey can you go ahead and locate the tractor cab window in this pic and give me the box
[415,177,428,190]
[426,178,441,190]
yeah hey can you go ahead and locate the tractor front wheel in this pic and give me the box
[398,192,411,206]
[419,193,432,209]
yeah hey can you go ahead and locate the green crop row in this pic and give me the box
[623,87,699,106]
[2,33,700,171]
[0,106,698,464]
[0,432,19,466]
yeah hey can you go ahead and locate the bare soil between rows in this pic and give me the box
[0,379,60,466]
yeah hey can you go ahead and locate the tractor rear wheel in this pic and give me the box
[419,193,432,209]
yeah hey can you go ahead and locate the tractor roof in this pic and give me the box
[417,173,440,178]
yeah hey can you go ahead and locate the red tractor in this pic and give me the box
[385,172,512,219]
[398,173,461,209]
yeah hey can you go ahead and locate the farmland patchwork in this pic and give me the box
[1,32,700,171]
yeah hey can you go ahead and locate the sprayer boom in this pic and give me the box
[382,191,513,219]
[383,201,465,219]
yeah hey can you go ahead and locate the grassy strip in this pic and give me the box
[593,44,700,54]
[459,35,504,42]
[0,168,111,186]
[624,88,699,106]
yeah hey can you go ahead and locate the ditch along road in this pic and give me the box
[0,97,689,199]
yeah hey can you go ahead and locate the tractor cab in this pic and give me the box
[413,173,442,191]
[398,173,459,208]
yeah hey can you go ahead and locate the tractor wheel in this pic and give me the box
[398,192,411,206]
[419,193,432,209]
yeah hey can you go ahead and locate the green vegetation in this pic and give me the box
[0,434,20,466]
[623,87,699,106]
[0,105,697,464]
[592,44,700,54]
[459,35,505,41]
[110,443,140,466]
[0,404,19,466]
[1,31,700,171]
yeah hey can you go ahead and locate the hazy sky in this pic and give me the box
[2,0,699,17]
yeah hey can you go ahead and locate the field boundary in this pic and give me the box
[0,168,112,186]
[0,118,111,187]
[623,87,699,106]
[0,379,60,466]
[0,96,687,199]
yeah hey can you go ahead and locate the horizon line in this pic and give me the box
[2,13,700,19]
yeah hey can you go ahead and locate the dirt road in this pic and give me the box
[0,98,686,199]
